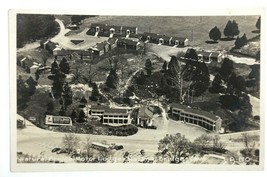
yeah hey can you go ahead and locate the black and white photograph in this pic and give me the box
[9,7,264,172]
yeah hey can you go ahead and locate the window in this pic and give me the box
[109,119,113,123]
[103,119,108,123]
[123,119,128,124]
[119,119,123,124]
[114,119,118,124]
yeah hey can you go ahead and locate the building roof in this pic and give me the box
[197,51,211,57]
[137,106,154,120]
[22,58,34,67]
[91,41,108,51]
[142,32,159,38]
[210,52,221,58]
[159,35,171,41]
[90,23,107,28]
[171,37,188,42]
[123,39,139,46]
[105,25,122,31]
[122,26,137,31]
[17,55,25,61]
[104,108,128,115]
[46,41,57,50]
[55,49,92,56]
[170,103,220,121]
[107,38,118,45]
[91,105,109,111]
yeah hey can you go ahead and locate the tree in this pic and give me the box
[59,57,70,74]
[255,51,260,61]
[81,138,94,162]
[184,48,198,61]
[106,69,118,89]
[158,133,191,163]
[232,20,240,37]
[50,71,66,98]
[145,59,152,75]
[240,133,256,163]
[77,109,86,123]
[79,97,87,108]
[212,135,226,150]
[194,134,213,149]
[209,74,225,93]
[209,26,221,41]
[46,101,54,114]
[70,109,77,123]
[62,133,80,154]
[240,33,247,46]
[59,82,73,112]
[224,20,239,38]
[51,60,59,74]
[234,36,242,48]
[26,76,37,96]
[256,17,261,30]
[219,58,234,80]
[17,14,58,48]
[17,75,31,110]
[223,20,233,38]
[162,61,168,71]
[90,82,99,101]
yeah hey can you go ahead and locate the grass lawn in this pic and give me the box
[80,15,259,51]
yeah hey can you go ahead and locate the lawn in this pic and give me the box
[80,15,259,51]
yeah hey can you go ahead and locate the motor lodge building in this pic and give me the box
[169,103,222,132]
[89,105,132,126]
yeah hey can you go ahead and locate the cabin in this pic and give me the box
[169,103,222,132]
[121,26,138,37]
[197,51,212,63]
[137,106,154,127]
[107,38,118,50]
[169,37,189,46]
[87,23,107,36]
[90,41,109,57]
[20,57,41,74]
[158,35,171,45]
[89,105,131,126]
[118,38,141,51]
[40,40,58,54]
[142,32,160,43]
[54,49,92,60]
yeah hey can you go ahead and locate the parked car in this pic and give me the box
[51,147,61,153]
[147,125,157,129]
[56,148,68,154]
[114,145,124,150]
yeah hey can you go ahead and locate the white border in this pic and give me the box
[2,0,267,176]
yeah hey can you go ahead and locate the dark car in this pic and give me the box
[51,147,61,153]
[56,148,68,154]
[114,145,124,150]
[147,125,157,129]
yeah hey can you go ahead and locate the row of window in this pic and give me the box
[173,114,216,131]
[103,119,129,124]
[91,111,105,114]
[103,115,128,118]
[172,109,215,124]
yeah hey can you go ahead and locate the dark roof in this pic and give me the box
[91,105,109,111]
[104,25,122,31]
[90,23,107,28]
[22,58,34,67]
[122,26,137,31]
[17,55,25,60]
[142,32,159,38]
[46,41,57,50]
[197,51,211,57]
[123,39,139,46]
[170,103,220,121]
[107,38,118,45]
[137,106,154,120]
[159,35,171,41]
[55,49,92,56]
[171,37,188,42]
[210,52,221,58]
[91,41,108,51]
[104,108,128,115]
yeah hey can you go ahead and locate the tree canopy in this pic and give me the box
[17,14,59,48]
[223,20,240,38]
[209,26,221,41]
[256,17,261,30]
